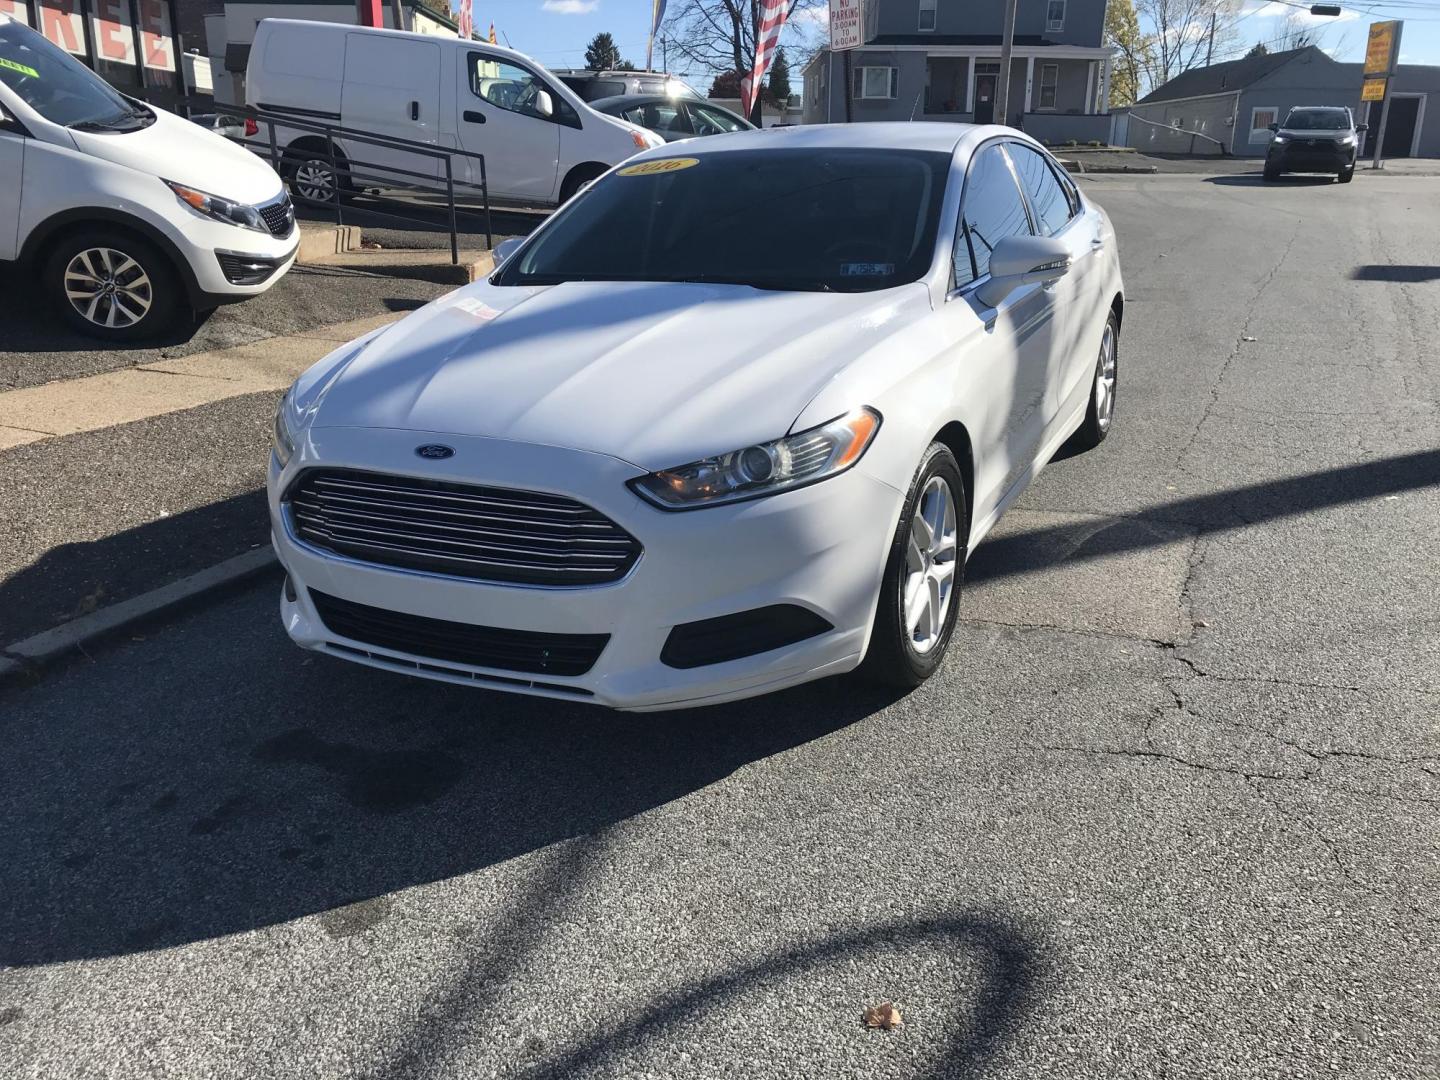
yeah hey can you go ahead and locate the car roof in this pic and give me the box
[642,122,986,157]
[591,93,731,109]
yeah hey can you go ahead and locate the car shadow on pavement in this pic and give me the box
[0,609,910,969]
[1350,264,1440,283]
[1204,174,1342,187]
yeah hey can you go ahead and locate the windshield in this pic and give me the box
[1283,108,1350,131]
[0,20,150,130]
[497,148,950,294]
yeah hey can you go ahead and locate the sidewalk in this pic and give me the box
[0,310,406,646]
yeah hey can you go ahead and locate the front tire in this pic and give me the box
[43,230,181,342]
[862,443,967,689]
[1262,164,1280,181]
[1070,309,1119,451]
[1338,166,1355,183]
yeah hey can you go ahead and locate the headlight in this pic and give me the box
[273,389,299,468]
[165,180,268,234]
[1271,135,1288,144]
[629,407,881,510]
[1339,135,1356,146]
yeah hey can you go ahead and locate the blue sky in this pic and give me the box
[456,0,1439,87]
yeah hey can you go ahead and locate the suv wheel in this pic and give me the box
[43,230,181,342]
[1338,166,1355,184]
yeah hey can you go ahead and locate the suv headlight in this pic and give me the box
[1271,134,1288,144]
[273,389,300,468]
[166,180,268,234]
[629,407,881,510]
[1339,134,1356,146]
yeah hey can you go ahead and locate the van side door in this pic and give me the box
[455,49,562,203]
[340,32,441,186]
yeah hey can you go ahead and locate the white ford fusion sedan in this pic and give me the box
[268,123,1123,710]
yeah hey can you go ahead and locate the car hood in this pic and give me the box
[1277,128,1351,140]
[310,279,926,471]
[69,106,284,205]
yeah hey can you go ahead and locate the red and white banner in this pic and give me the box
[16,0,175,70]
[456,0,473,40]
[740,0,792,116]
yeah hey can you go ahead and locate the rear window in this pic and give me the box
[497,148,950,294]
[584,79,627,100]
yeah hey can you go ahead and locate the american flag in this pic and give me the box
[456,0,473,39]
[740,0,793,116]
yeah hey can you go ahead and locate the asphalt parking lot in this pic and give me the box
[2,169,1437,1079]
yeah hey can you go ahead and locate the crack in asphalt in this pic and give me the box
[1172,221,1303,478]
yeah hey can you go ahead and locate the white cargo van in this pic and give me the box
[245,21,665,208]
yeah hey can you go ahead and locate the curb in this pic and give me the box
[1,547,280,689]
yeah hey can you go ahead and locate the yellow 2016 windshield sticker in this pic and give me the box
[617,157,699,177]
[0,57,40,79]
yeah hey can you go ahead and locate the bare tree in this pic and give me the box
[1137,0,1242,85]
[1272,11,1322,51]
[662,0,824,83]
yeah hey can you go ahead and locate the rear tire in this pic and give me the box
[559,163,608,203]
[43,229,182,342]
[861,443,967,690]
[284,141,352,204]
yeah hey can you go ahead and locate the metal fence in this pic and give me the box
[233,106,496,262]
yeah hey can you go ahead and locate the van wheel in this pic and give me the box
[285,141,351,204]
[559,163,608,203]
[43,231,181,342]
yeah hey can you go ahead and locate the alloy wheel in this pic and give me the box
[1094,321,1117,433]
[902,475,959,654]
[63,247,153,330]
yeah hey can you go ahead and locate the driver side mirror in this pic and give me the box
[534,90,555,119]
[493,237,524,266]
[1356,123,1369,132]
[975,235,1072,308]
[1268,123,1279,132]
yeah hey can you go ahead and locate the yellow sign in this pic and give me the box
[1364,21,1399,76]
[1361,77,1387,102]
[0,57,39,79]
[617,157,700,177]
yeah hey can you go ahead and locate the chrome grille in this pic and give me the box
[259,192,294,237]
[285,468,642,586]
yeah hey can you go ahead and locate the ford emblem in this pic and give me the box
[415,444,455,460]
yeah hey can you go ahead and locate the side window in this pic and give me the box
[1007,143,1074,237]
[470,56,554,121]
[642,101,692,138]
[954,144,1032,288]
[587,79,627,100]
[689,103,746,135]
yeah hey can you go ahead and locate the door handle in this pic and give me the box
[410,101,420,121]
[463,110,486,124]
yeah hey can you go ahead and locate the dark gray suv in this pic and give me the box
[1263,106,1368,183]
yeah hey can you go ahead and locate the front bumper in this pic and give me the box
[1269,139,1355,172]
[267,427,905,711]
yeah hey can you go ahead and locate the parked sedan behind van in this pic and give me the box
[246,21,665,209]
[0,14,296,341]
[590,94,754,142]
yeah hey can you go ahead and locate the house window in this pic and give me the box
[1248,106,1278,143]
[1046,0,1065,31]
[854,66,899,100]
[1038,63,1058,110]
[919,0,936,31]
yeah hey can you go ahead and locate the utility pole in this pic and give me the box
[1206,9,1217,66]
[389,0,405,31]
[994,0,1017,127]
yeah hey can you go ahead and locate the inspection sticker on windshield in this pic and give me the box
[841,262,894,277]
[617,157,700,177]
[0,58,40,79]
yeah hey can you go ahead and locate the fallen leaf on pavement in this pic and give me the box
[863,1002,903,1030]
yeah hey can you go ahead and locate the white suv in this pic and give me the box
[0,14,297,341]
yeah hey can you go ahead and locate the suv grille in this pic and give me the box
[310,590,609,676]
[259,192,294,237]
[285,468,642,586]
